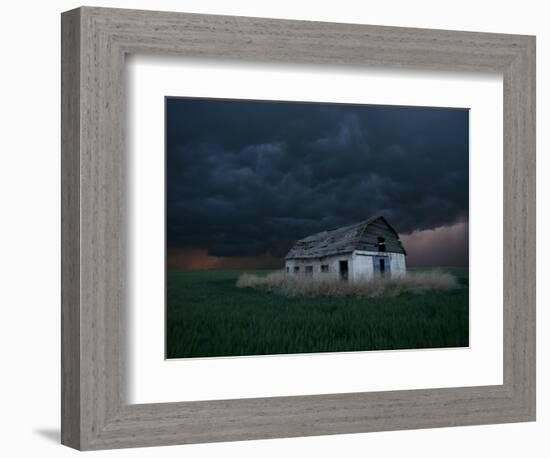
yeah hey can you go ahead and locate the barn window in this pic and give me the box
[305,266,313,275]
[377,236,386,252]
[294,266,300,273]
[321,265,329,273]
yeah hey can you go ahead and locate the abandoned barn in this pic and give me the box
[284,215,407,281]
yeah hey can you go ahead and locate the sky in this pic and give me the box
[166,98,469,268]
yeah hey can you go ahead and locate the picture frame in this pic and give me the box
[61,6,535,450]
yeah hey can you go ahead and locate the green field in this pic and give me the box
[166,268,469,359]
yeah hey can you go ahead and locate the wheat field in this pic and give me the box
[166,268,469,359]
[236,270,458,297]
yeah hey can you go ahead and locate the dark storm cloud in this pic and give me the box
[166,98,469,266]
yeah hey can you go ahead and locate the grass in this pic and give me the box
[166,267,469,359]
[236,269,459,297]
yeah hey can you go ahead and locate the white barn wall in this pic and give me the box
[285,255,352,280]
[353,250,407,279]
[390,252,407,277]
[285,251,406,281]
[350,252,374,280]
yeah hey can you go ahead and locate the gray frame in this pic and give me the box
[61,6,536,450]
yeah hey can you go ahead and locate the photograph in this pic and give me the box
[165,97,470,359]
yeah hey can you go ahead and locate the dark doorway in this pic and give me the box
[339,260,349,281]
[379,258,386,276]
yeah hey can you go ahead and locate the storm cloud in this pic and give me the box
[166,98,469,267]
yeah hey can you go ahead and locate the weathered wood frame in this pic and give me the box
[61,6,536,450]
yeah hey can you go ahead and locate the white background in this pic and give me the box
[128,58,503,403]
[0,1,546,457]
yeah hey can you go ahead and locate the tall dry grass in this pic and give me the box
[236,270,459,297]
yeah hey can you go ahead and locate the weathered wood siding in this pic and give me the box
[356,218,406,255]
[285,216,406,260]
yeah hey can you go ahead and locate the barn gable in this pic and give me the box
[285,215,406,260]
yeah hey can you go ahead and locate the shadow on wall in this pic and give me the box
[34,429,59,444]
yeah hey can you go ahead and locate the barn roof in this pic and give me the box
[284,215,406,260]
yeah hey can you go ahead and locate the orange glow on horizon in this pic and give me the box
[167,247,283,270]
